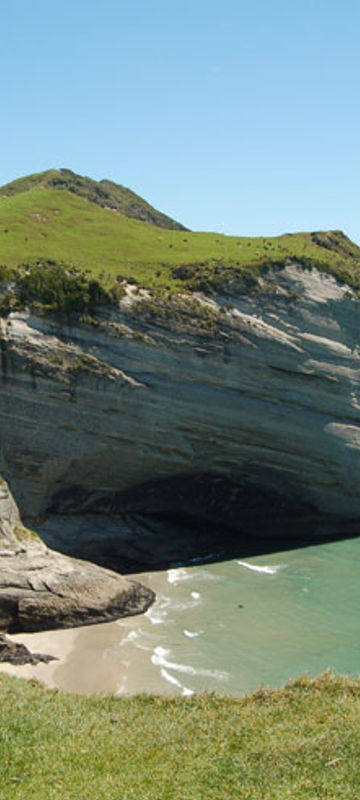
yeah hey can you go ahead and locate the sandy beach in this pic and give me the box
[3,539,360,699]
[0,569,173,696]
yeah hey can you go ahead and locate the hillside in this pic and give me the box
[0,168,187,231]
[0,170,360,308]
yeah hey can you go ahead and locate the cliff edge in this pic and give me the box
[1,169,360,602]
[1,262,360,572]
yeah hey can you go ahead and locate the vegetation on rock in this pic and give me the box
[16,260,122,314]
[13,525,41,544]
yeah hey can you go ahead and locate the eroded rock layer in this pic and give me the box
[1,263,360,567]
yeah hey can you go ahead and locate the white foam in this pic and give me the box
[160,668,194,696]
[119,629,152,652]
[167,567,221,585]
[237,560,283,575]
[115,678,127,696]
[167,567,188,585]
[152,646,229,682]
[184,630,202,639]
[145,594,172,625]
[154,645,169,658]
[121,629,140,644]
[146,592,202,624]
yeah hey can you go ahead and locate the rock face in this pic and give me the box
[1,263,360,569]
[0,476,154,632]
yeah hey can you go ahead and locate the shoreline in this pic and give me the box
[0,568,173,696]
[2,538,360,699]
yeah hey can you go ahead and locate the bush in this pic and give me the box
[17,261,119,314]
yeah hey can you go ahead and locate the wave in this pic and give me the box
[119,629,152,652]
[115,675,129,696]
[236,560,284,575]
[167,567,188,585]
[167,567,222,585]
[120,629,141,645]
[152,646,229,682]
[160,668,194,696]
[145,594,173,625]
[184,629,203,638]
[145,593,202,625]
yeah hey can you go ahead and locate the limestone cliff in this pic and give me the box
[1,263,360,571]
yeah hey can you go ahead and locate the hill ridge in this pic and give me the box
[0,168,187,232]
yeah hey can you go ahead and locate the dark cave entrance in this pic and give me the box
[36,472,360,574]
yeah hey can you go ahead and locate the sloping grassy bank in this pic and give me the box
[1,671,360,799]
[1,182,360,300]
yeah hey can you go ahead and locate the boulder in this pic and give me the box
[0,476,154,632]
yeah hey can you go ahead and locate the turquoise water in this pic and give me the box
[125,536,360,696]
[4,536,360,696]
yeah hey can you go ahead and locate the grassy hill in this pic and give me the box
[0,169,360,310]
[1,671,360,799]
[0,168,187,231]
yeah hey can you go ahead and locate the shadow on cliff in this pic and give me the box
[37,473,360,574]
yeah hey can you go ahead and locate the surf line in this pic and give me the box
[160,668,194,696]
[152,646,229,682]
[237,560,283,575]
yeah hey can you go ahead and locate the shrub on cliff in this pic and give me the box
[17,261,121,314]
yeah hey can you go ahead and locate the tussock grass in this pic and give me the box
[1,671,360,798]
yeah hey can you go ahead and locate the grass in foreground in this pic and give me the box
[1,671,360,799]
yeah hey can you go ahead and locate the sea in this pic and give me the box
[2,535,360,697]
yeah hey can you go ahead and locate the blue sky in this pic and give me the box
[1,0,359,240]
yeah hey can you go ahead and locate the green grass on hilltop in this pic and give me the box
[1,185,360,304]
[0,168,186,231]
[1,671,360,799]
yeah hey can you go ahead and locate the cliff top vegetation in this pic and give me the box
[1,169,360,312]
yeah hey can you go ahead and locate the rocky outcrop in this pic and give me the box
[1,263,360,569]
[0,476,154,631]
[0,634,56,665]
